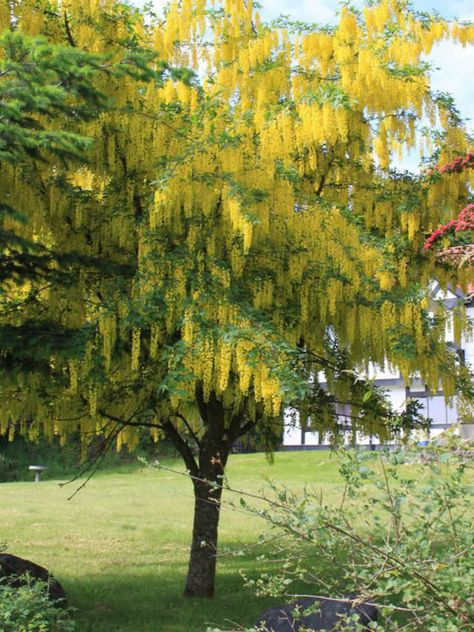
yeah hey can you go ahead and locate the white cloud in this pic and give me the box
[261,0,474,22]
[260,0,337,23]
[429,41,474,127]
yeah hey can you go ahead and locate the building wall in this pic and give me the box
[283,290,474,448]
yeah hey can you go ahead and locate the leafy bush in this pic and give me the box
[231,442,474,631]
[0,576,75,631]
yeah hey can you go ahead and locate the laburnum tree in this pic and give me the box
[1,0,473,597]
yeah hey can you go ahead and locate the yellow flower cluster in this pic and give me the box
[2,0,472,448]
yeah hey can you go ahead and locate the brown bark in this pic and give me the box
[183,389,231,597]
[163,386,250,597]
[184,472,224,597]
[183,428,230,596]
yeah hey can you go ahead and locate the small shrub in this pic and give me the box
[230,441,474,631]
[0,576,75,632]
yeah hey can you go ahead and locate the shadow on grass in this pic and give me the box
[67,560,278,632]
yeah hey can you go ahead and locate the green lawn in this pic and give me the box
[0,451,344,631]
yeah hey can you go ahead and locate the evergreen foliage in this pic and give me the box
[0,29,105,295]
[0,13,170,376]
[0,0,473,596]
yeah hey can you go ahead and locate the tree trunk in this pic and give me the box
[184,388,231,597]
[184,474,224,597]
[165,386,249,597]
[184,430,230,597]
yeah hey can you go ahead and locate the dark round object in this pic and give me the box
[256,596,378,631]
[0,553,67,606]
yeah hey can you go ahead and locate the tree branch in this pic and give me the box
[171,412,202,449]
[228,415,255,444]
[63,12,76,48]
[98,409,162,430]
[59,419,121,499]
[162,418,199,477]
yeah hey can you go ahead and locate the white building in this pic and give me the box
[283,284,474,448]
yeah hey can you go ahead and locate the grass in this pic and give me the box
[0,451,344,631]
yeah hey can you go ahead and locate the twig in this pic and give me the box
[152,462,289,510]
[60,422,122,500]
[63,11,76,47]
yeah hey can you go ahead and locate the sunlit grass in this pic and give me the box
[2,449,471,630]
[0,451,345,631]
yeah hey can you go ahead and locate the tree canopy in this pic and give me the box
[0,12,171,378]
[1,0,473,596]
[0,29,104,305]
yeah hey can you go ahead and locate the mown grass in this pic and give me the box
[0,451,345,631]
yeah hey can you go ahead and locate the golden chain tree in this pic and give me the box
[1,0,473,596]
